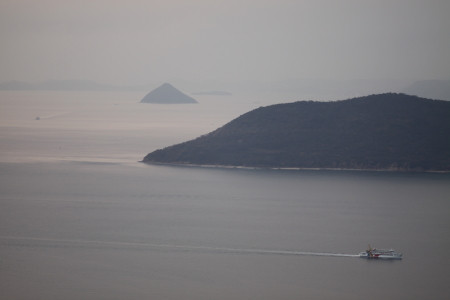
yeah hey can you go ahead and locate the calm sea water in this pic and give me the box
[1,91,449,299]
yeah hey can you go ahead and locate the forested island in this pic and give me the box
[142,93,450,171]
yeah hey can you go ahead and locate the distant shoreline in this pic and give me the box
[191,91,232,96]
[139,161,449,173]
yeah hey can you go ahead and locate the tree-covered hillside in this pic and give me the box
[143,93,450,171]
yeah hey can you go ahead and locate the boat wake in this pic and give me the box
[162,245,360,257]
[0,236,359,258]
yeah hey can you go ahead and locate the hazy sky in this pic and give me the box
[1,0,449,85]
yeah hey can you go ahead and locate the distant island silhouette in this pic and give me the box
[0,79,126,91]
[192,91,232,96]
[402,80,450,101]
[140,83,197,104]
[142,93,450,171]
[0,79,163,91]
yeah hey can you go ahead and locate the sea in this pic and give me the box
[1,90,449,300]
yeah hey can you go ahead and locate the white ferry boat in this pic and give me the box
[359,245,402,259]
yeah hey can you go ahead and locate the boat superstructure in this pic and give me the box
[359,245,402,259]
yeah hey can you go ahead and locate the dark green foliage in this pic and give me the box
[143,93,450,171]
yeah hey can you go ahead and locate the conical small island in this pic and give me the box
[140,83,197,104]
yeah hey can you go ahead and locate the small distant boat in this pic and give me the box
[35,117,40,120]
[359,245,402,259]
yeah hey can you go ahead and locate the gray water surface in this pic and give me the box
[1,91,449,299]
[1,162,449,300]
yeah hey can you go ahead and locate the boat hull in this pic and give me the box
[359,250,402,260]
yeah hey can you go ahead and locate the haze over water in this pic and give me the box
[1,91,450,299]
